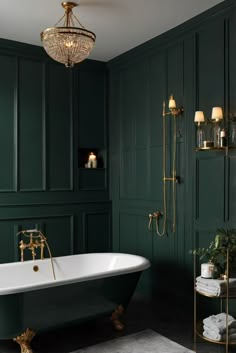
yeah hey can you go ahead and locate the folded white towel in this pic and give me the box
[196,284,218,296]
[196,283,236,297]
[196,276,236,296]
[203,325,236,341]
[203,328,236,342]
[203,313,236,334]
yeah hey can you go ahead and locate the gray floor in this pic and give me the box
[74,329,195,353]
[0,294,235,353]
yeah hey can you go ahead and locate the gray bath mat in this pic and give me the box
[72,329,194,353]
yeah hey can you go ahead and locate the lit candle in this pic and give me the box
[88,152,97,168]
[88,152,96,162]
[194,111,205,124]
[211,107,223,121]
[220,129,226,138]
[168,95,176,109]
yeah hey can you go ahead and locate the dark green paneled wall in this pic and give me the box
[108,0,236,304]
[0,39,111,263]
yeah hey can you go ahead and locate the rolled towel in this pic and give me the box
[203,313,236,334]
[196,276,236,296]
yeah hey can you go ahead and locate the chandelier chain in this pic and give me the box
[54,14,66,27]
[72,13,85,28]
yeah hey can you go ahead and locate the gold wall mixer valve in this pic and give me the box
[148,211,163,231]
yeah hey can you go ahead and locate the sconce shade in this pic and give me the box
[168,95,176,109]
[41,2,96,68]
[194,111,205,123]
[211,107,223,121]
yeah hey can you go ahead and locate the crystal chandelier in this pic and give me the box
[41,2,96,68]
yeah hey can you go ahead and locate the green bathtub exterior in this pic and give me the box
[0,271,141,339]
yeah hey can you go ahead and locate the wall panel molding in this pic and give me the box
[0,213,75,263]
[0,38,109,265]
[195,154,225,225]
[0,54,18,192]
[228,153,236,221]
[108,0,236,299]
[82,210,111,253]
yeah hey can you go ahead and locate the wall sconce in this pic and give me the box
[164,94,184,116]
[149,95,183,237]
[194,106,225,149]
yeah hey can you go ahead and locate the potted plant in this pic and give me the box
[190,228,236,277]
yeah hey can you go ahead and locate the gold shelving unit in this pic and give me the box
[193,250,236,353]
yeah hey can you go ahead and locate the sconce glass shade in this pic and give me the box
[211,107,223,121]
[168,95,176,109]
[194,111,205,123]
[41,2,96,68]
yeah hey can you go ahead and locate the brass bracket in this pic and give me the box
[13,328,35,353]
[169,107,184,116]
[163,177,180,183]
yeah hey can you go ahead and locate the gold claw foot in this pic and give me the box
[111,304,125,331]
[13,328,36,353]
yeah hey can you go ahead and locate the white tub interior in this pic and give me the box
[0,253,150,295]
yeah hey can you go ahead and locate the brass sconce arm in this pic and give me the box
[169,106,184,116]
[162,95,184,117]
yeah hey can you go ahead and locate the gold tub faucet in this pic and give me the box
[18,230,46,261]
[17,229,56,280]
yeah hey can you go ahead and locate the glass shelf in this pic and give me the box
[195,147,226,151]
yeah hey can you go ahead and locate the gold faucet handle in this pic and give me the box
[34,240,40,248]
[153,211,162,219]
[19,240,26,262]
[40,239,45,259]
[19,240,26,249]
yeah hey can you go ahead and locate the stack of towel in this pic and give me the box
[203,313,236,341]
[196,276,236,296]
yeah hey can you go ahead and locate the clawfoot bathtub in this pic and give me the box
[0,252,150,352]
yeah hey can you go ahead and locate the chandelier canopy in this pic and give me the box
[41,2,96,68]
